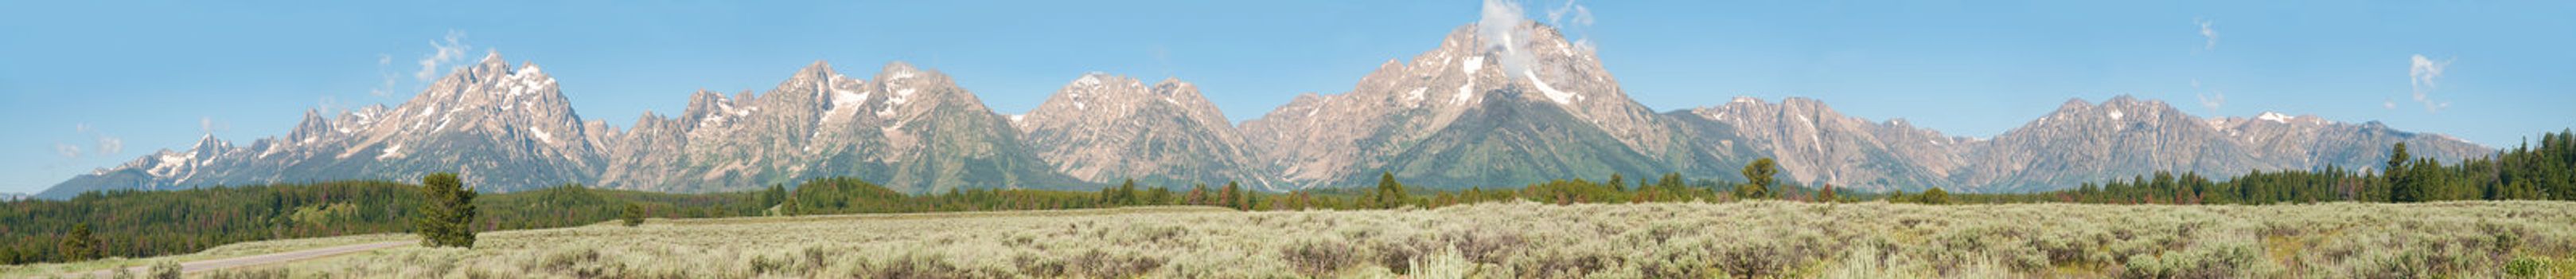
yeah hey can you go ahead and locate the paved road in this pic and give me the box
[68,241,411,277]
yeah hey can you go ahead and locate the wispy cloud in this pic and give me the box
[200,116,229,135]
[1481,0,1597,78]
[318,95,343,115]
[73,124,123,155]
[372,53,397,97]
[2195,18,2218,51]
[2407,54,2453,112]
[55,143,82,159]
[415,30,472,81]
[96,136,122,155]
[1545,0,1596,53]
[2191,79,2224,113]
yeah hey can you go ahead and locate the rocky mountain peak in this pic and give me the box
[1019,72,1267,188]
[795,60,836,78]
[190,133,229,152]
[287,108,332,143]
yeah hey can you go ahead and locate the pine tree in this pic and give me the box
[1241,187,1262,210]
[416,173,477,248]
[1119,179,1140,206]
[1919,187,1951,205]
[1655,172,1689,200]
[1818,183,1837,203]
[622,203,645,226]
[1738,158,1779,199]
[1375,172,1406,209]
[1607,173,1627,193]
[1220,181,1244,210]
[2386,143,2417,202]
[759,184,788,213]
[1145,186,1173,206]
[1184,183,1210,206]
[61,222,95,261]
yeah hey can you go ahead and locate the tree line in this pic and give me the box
[0,155,1852,264]
[1947,130,2576,204]
[0,179,762,264]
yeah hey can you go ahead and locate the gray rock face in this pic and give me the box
[39,23,2496,198]
[593,61,1078,193]
[1241,22,1689,189]
[1668,96,2491,193]
[1014,73,1272,189]
[1678,97,1969,191]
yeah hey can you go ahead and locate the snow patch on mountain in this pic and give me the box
[1525,70,1579,104]
[1453,82,1474,104]
[376,143,403,159]
[530,128,554,143]
[1463,56,1484,74]
[1405,87,1427,108]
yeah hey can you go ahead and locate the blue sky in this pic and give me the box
[4,0,2572,194]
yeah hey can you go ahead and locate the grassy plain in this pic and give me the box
[37,202,2576,278]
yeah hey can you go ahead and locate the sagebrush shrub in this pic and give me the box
[135,201,2576,278]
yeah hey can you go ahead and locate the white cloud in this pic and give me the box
[56,143,82,159]
[372,53,398,97]
[73,124,122,155]
[318,95,341,115]
[2196,91,2225,113]
[97,136,122,155]
[2383,98,2399,109]
[415,30,472,81]
[200,116,229,135]
[1546,0,1597,53]
[96,136,123,155]
[1545,0,1593,26]
[2408,54,2453,112]
[1479,0,1536,77]
[2195,18,2218,51]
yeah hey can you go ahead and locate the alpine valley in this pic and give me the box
[36,22,2490,198]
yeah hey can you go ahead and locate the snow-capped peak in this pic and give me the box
[1076,74,1103,86]
[2256,112,2296,124]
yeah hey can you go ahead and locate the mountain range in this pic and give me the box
[35,22,2490,198]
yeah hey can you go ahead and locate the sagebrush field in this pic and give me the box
[145,201,2576,278]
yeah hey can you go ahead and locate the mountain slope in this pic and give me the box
[1241,22,1688,189]
[1677,97,1970,191]
[1955,96,2490,192]
[595,61,1079,193]
[1014,73,1272,188]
